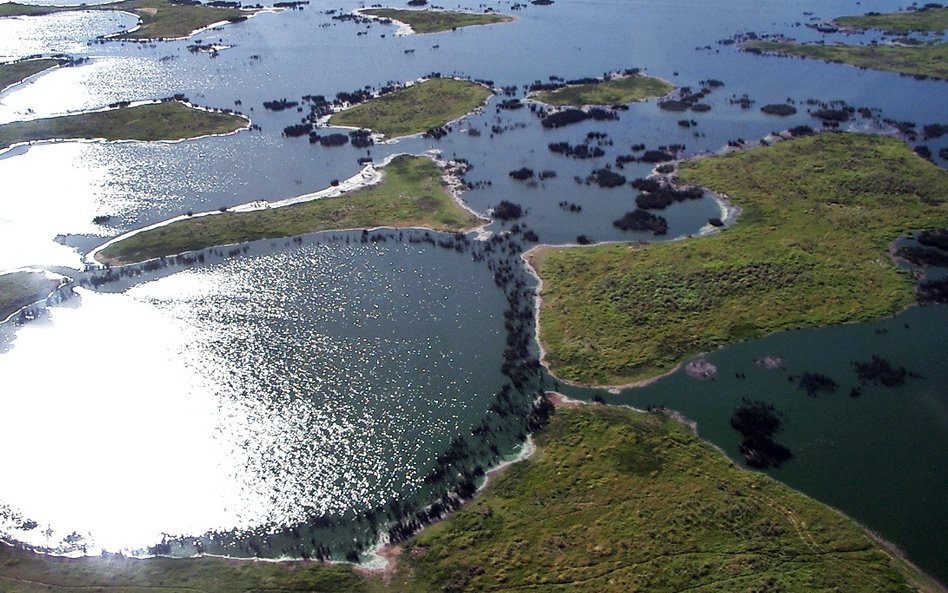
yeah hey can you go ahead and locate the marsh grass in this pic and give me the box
[532,74,674,106]
[836,6,948,33]
[359,8,511,34]
[745,40,948,80]
[330,78,491,138]
[0,271,59,319]
[97,155,484,264]
[0,58,64,91]
[0,101,246,150]
[530,133,948,385]
[0,0,252,39]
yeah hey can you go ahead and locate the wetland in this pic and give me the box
[1,0,947,588]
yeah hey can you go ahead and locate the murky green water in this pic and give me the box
[563,304,948,582]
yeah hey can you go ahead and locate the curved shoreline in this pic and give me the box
[525,71,677,107]
[87,151,489,266]
[0,57,68,96]
[0,99,251,155]
[352,7,516,37]
[322,76,493,142]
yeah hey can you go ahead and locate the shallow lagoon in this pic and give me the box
[0,0,946,581]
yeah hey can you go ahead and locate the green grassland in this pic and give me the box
[0,545,386,593]
[391,405,930,593]
[528,133,948,386]
[532,74,674,106]
[836,6,948,33]
[96,155,485,265]
[359,8,512,34]
[329,78,491,138]
[744,40,948,80]
[0,0,252,39]
[0,58,65,92]
[0,271,60,320]
[0,101,247,151]
[2,405,939,593]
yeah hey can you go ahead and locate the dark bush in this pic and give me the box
[761,103,797,116]
[613,209,668,234]
[493,200,524,220]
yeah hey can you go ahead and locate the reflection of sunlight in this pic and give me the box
[0,289,248,552]
[0,11,137,62]
[0,57,169,124]
[0,143,111,271]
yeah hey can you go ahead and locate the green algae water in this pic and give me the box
[562,304,948,583]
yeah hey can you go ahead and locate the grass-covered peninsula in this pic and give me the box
[0,271,60,320]
[835,6,948,34]
[0,101,247,151]
[528,133,948,386]
[0,404,938,592]
[0,0,254,40]
[532,74,674,106]
[96,155,484,265]
[329,78,491,138]
[358,8,512,34]
[744,39,948,80]
[0,58,65,92]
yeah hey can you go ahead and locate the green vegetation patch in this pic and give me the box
[529,133,948,385]
[96,155,484,265]
[836,6,948,33]
[0,101,247,151]
[0,0,253,40]
[745,39,948,80]
[390,405,919,592]
[359,8,512,34]
[0,271,60,320]
[329,78,491,138]
[0,545,384,593]
[532,74,674,106]
[0,58,65,92]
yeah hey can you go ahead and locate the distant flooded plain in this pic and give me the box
[0,0,946,582]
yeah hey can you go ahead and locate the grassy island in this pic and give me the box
[744,40,948,80]
[0,101,248,151]
[0,405,938,592]
[0,0,255,40]
[329,78,491,139]
[0,271,60,321]
[96,155,485,265]
[358,8,512,34]
[532,74,674,106]
[528,133,948,386]
[0,58,65,92]
[836,6,948,34]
